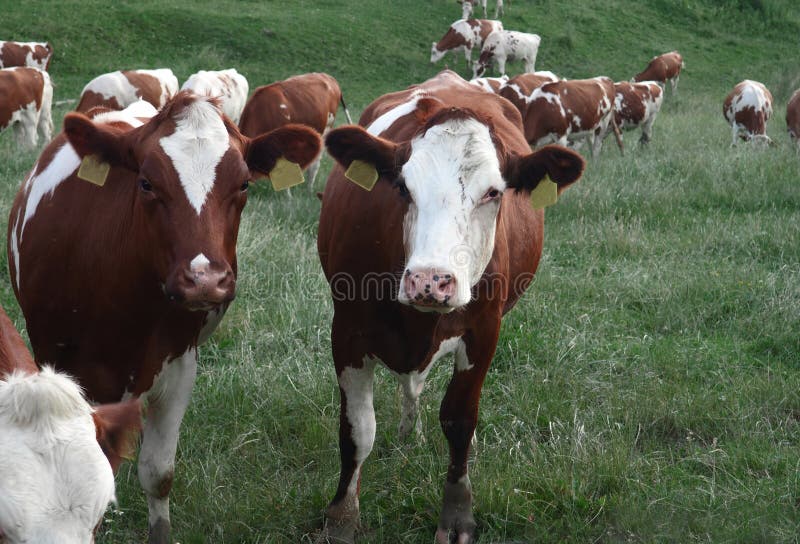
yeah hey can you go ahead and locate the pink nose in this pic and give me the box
[403,268,457,306]
[167,261,235,310]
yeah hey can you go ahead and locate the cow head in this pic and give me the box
[62,92,320,312]
[430,42,446,63]
[473,51,492,78]
[326,107,585,312]
[0,368,142,544]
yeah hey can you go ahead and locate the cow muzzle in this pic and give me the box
[166,258,235,311]
[401,268,457,312]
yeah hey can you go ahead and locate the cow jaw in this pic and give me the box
[398,118,502,312]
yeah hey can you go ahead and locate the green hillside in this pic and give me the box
[1,1,799,543]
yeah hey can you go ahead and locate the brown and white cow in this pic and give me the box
[0,303,142,544]
[468,74,509,93]
[458,0,504,19]
[0,41,53,70]
[0,67,53,148]
[610,81,663,145]
[7,92,321,544]
[76,68,179,113]
[522,76,622,158]
[786,89,800,151]
[430,18,503,70]
[317,70,586,543]
[723,80,773,146]
[498,70,559,120]
[181,68,249,124]
[473,30,541,78]
[633,51,683,94]
[239,72,349,185]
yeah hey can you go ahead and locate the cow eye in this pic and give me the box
[394,180,411,200]
[240,180,250,192]
[481,188,502,202]
[139,178,153,192]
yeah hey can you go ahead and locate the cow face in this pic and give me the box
[430,43,446,63]
[0,368,141,544]
[326,109,584,312]
[63,92,320,311]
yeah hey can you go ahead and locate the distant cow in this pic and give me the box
[633,51,683,94]
[430,18,503,70]
[239,72,350,185]
[0,41,53,70]
[498,70,559,119]
[469,74,509,93]
[522,76,622,158]
[458,0,504,19]
[181,68,249,124]
[723,80,773,146]
[473,30,540,78]
[8,91,321,544]
[785,89,800,150]
[0,303,142,544]
[76,68,179,112]
[611,81,664,145]
[0,67,53,148]
[317,69,586,544]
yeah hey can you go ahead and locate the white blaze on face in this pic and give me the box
[399,118,504,308]
[0,368,116,543]
[159,99,230,215]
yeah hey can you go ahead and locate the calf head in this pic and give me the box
[62,92,320,311]
[0,368,142,544]
[327,107,584,312]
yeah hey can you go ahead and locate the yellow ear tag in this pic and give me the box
[269,157,305,191]
[529,176,558,209]
[77,154,110,187]
[344,160,379,191]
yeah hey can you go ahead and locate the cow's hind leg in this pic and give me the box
[435,334,495,544]
[138,349,198,544]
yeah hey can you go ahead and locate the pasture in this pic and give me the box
[1,0,799,542]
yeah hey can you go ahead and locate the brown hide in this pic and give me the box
[786,90,800,142]
[634,51,683,83]
[76,70,174,112]
[0,68,45,130]
[0,41,53,70]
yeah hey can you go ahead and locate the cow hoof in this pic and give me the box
[435,527,475,544]
[148,518,170,544]
[437,480,476,544]
[316,521,357,544]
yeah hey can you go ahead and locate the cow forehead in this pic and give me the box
[402,118,502,203]
[159,99,232,214]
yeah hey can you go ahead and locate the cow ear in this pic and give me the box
[504,144,585,194]
[63,112,139,171]
[245,124,322,178]
[325,125,409,180]
[92,398,143,472]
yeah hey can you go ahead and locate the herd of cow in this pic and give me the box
[0,14,793,544]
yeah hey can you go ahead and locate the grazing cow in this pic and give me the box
[633,51,683,94]
[0,41,53,70]
[785,89,800,150]
[469,74,509,93]
[239,72,349,185]
[521,76,622,158]
[181,68,249,124]
[0,303,142,544]
[458,0,504,19]
[473,30,540,78]
[723,80,773,146]
[431,18,503,70]
[498,70,559,119]
[7,91,321,544]
[610,81,664,145]
[76,68,179,112]
[317,70,586,543]
[0,67,53,148]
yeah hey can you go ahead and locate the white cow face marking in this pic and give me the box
[398,117,505,310]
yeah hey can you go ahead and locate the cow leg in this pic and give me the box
[435,334,495,544]
[497,58,506,77]
[495,0,504,17]
[307,156,322,187]
[731,123,739,147]
[397,366,432,441]
[671,76,679,95]
[465,47,472,70]
[323,356,377,543]
[640,118,654,146]
[138,348,198,544]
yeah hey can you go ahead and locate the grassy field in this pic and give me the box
[2,1,800,542]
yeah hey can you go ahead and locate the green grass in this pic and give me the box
[2,1,800,543]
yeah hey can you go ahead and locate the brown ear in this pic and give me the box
[92,398,143,472]
[63,112,138,171]
[245,123,321,178]
[504,144,585,194]
[325,125,409,180]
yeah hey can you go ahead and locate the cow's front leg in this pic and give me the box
[435,333,496,544]
[322,357,377,543]
[138,348,197,544]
